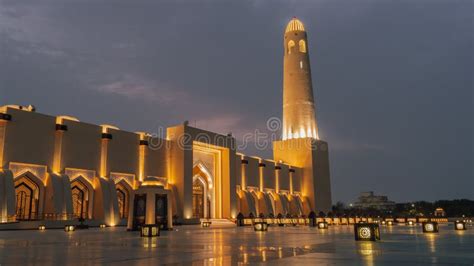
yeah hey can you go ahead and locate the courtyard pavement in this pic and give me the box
[0,223,473,265]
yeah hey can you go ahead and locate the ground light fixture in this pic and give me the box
[387,221,394,226]
[422,222,439,233]
[354,223,380,241]
[99,224,107,228]
[254,222,269,232]
[318,221,328,229]
[201,220,212,228]
[454,221,466,231]
[64,225,75,232]
[406,221,414,226]
[141,224,160,237]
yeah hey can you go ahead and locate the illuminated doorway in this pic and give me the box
[14,175,40,220]
[116,183,130,219]
[71,179,90,219]
[192,178,205,218]
[132,194,146,230]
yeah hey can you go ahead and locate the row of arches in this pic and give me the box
[287,39,306,54]
[237,190,304,218]
[13,172,132,221]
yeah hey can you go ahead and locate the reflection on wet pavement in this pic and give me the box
[0,224,472,265]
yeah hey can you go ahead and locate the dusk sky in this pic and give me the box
[1,0,472,204]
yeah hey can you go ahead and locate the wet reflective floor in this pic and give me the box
[0,224,473,265]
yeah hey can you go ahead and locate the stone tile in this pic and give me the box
[0,224,472,265]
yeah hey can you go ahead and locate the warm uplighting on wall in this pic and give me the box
[65,168,96,184]
[142,178,167,187]
[99,139,109,178]
[289,168,295,194]
[137,132,150,182]
[275,165,281,193]
[193,141,223,219]
[9,162,47,185]
[285,18,305,33]
[241,158,247,190]
[0,122,6,166]
[100,124,119,134]
[110,173,135,188]
[56,115,79,124]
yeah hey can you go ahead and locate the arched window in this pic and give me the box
[299,40,306,53]
[71,180,89,219]
[192,178,205,218]
[15,176,40,220]
[116,184,129,219]
[287,40,295,54]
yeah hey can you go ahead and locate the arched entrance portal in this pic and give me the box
[70,179,91,219]
[14,174,41,220]
[192,162,214,219]
[192,177,207,219]
[116,182,130,219]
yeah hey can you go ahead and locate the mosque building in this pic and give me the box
[0,18,332,229]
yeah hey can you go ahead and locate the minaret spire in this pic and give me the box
[282,18,319,140]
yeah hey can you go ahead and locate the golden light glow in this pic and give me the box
[100,124,119,134]
[285,18,305,33]
[52,130,63,173]
[193,141,223,219]
[99,138,108,178]
[9,162,47,185]
[56,115,79,124]
[299,40,307,53]
[141,181,163,186]
[287,40,295,54]
[137,132,149,182]
[275,166,280,193]
[0,123,5,166]
[241,162,246,190]
[138,145,146,182]
[110,172,135,188]
[65,168,96,186]
[289,169,294,194]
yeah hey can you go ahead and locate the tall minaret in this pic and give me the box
[274,18,332,214]
[282,18,319,140]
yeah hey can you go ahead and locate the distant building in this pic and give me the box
[353,191,395,210]
[434,208,446,217]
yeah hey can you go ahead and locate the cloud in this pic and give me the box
[194,113,244,135]
[96,75,189,105]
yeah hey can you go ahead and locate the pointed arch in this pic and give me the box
[287,40,295,54]
[299,39,306,53]
[13,171,44,220]
[193,161,213,189]
[288,195,303,217]
[116,180,133,219]
[70,175,94,219]
[192,175,208,219]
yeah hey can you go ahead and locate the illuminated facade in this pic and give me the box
[0,18,331,229]
[282,18,318,140]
